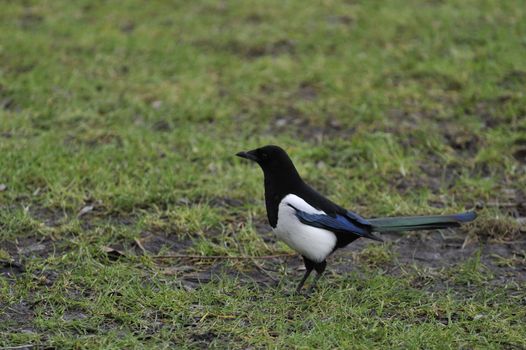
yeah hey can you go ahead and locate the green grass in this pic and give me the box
[1,0,525,348]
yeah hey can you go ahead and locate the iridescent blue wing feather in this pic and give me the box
[290,205,382,241]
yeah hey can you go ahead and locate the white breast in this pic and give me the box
[273,194,337,263]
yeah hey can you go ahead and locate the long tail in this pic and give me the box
[368,211,476,233]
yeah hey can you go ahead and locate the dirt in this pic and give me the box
[151,119,172,132]
[1,260,25,276]
[137,230,193,255]
[191,38,296,59]
[499,70,526,89]
[466,94,519,129]
[402,230,522,271]
[207,196,244,209]
[30,206,69,227]
[0,84,18,111]
[1,236,59,261]
[326,15,355,26]
[0,300,36,334]
[235,39,296,59]
[442,124,481,157]
[18,9,44,30]
[267,107,356,143]
[120,21,136,34]
[295,81,320,101]
[63,131,124,149]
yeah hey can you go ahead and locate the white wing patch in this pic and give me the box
[280,194,325,215]
[273,194,337,263]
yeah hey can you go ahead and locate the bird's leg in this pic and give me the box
[306,260,327,294]
[295,266,313,294]
[295,256,315,294]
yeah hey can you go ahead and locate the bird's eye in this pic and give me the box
[260,152,268,159]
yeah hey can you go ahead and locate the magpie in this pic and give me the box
[236,145,476,293]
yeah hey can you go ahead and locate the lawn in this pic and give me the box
[0,0,525,348]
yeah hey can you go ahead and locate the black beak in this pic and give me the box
[236,151,258,162]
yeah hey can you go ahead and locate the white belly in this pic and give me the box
[273,195,337,263]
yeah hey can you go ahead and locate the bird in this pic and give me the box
[236,145,476,294]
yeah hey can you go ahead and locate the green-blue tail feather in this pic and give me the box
[368,211,476,233]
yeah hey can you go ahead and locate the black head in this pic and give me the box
[236,145,300,178]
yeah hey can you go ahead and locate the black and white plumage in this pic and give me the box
[236,145,476,293]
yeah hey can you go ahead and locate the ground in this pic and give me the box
[0,0,525,348]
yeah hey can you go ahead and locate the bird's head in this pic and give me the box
[236,145,299,176]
